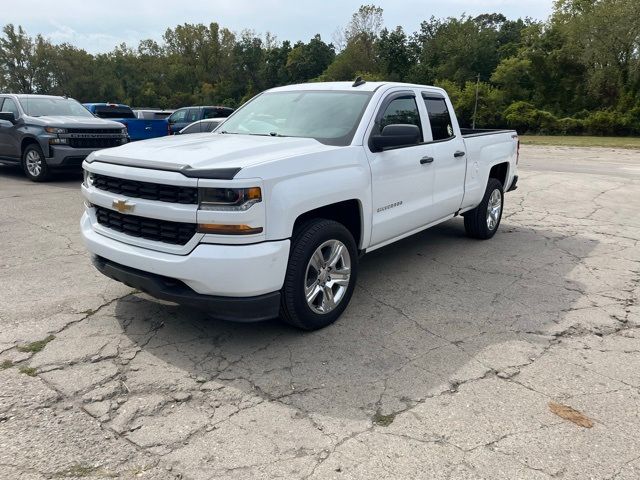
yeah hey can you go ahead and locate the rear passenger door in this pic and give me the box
[186,108,200,124]
[422,93,467,219]
[366,90,436,246]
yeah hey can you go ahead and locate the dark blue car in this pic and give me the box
[84,103,168,141]
[167,106,234,135]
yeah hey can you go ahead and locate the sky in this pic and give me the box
[5,0,555,54]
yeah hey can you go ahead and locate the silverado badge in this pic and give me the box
[112,199,134,214]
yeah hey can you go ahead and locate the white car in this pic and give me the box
[80,81,518,330]
[178,118,227,135]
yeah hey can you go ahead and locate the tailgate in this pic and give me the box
[124,119,168,141]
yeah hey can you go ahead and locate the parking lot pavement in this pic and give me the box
[0,145,638,479]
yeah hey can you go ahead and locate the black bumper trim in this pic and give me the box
[59,156,88,167]
[92,256,281,322]
[507,175,518,192]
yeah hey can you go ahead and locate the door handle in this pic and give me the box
[454,151,466,158]
[420,156,434,165]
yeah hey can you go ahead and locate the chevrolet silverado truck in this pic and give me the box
[84,103,168,142]
[80,81,519,330]
[0,94,128,181]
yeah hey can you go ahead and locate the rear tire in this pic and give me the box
[463,178,504,239]
[280,219,358,330]
[22,144,50,182]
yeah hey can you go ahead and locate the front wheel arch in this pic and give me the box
[280,218,359,330]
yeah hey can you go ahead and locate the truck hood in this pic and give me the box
[90,133,339,172]
[26,115,124,129]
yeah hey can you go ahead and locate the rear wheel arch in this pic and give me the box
[488,162,509,188]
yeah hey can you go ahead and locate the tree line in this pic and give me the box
[1,0,639,136]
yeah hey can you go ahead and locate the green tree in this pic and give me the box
[0,24,52,93]
[552,0,640,108]
[286,35,334,83]
[376,26,413,81]
[491,57,533,103]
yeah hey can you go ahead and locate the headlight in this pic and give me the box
[83,169,93,187]
[199,187,261,211]
[44,127,67,134]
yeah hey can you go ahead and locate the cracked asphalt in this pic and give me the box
[1,144,639,479]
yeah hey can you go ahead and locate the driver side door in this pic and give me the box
[0,97,21,160]
[168,108,188,134]
[366,90,436,247]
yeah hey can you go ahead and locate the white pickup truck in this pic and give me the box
[81,81,519,330]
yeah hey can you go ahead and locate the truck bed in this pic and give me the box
[460,128,516,138]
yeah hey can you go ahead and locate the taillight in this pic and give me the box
[517,139,520,165]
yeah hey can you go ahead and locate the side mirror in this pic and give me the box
[371,124,420,152]
[0,112,16,124]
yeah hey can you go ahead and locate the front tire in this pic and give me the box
[280,219,358,330]
[22,144,50,182]
[463,178,504,239]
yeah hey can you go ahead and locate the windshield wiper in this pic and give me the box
[219,131,288,137]
[240,132,288,137]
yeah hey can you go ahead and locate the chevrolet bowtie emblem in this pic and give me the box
[112,199,134,214]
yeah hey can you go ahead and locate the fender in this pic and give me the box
[259,148,373,248]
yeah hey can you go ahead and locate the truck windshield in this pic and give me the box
[18,97,94,118]
[219,91,373,146]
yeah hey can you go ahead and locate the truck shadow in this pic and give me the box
[0,164,83,184]
[113,219,598,420]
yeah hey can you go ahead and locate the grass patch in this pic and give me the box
[372,410,396,427]
[19,366,37,377]
[1,360,14,370]
[17,335,55,353]
[520,135,640,149]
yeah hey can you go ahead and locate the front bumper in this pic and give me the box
[81,211,290,300]
[47,146,100,167]
[92,255,281,322]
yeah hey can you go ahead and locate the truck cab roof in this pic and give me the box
[84,102,129,108]
[267,81,447,95]
[3,94,71,100]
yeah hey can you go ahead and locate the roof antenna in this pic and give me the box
[352,76,366,87]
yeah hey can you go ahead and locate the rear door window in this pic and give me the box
[423,96,454,141]
[202,108,217,119]
[186,108,200,123]
[181,123,201,134]
[203,121,220,132]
